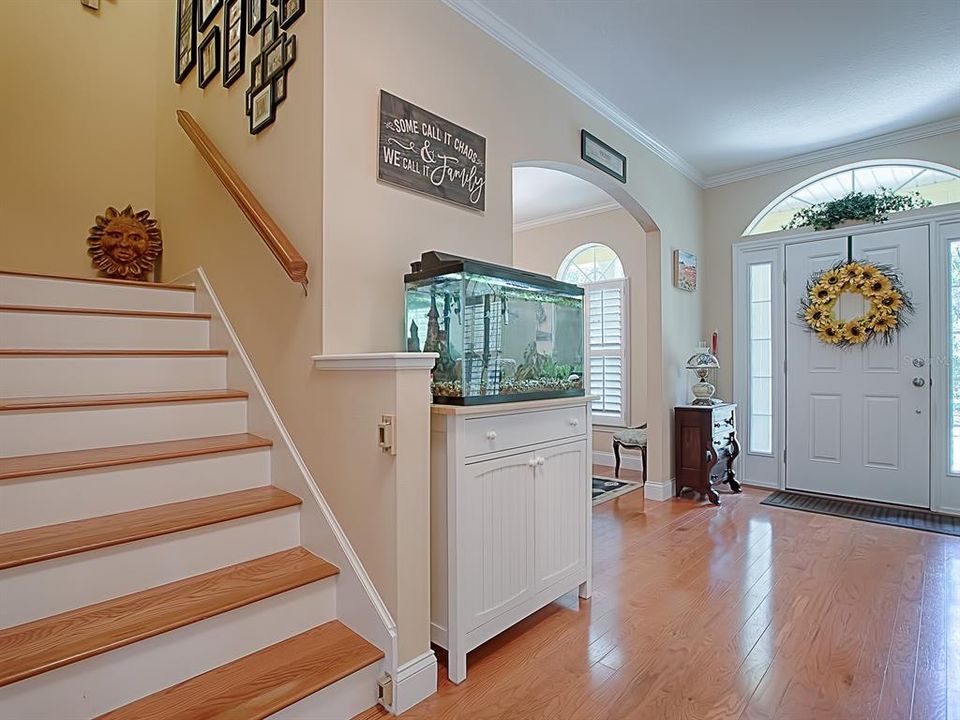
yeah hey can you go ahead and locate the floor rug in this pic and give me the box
[592,476,642,506]
[761,490,960,537]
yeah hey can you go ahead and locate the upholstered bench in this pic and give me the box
[613,424,647,484]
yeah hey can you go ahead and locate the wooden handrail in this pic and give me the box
[176,110,308,287]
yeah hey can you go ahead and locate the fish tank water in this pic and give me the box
[404,251,584,405]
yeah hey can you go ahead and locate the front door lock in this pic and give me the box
[912,377,926,387]
[912,357,926,368]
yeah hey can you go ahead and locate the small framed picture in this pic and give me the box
[198,0,222,31]
[175,0,197,83]
[251,55,263,87]
[247,0,265,34]
[263,38,285,79]
[274,72,287,104]
[673,249,698,292]
[222,0,245,87]
[261,11,278,47]
[198,27,221,88]
[245,86,253,116]
[250,83,275,134]
[279,0,304,29]
[284,34,296,63]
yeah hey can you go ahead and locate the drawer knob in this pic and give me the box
[569,418,580,427]
[485,430,497,441]
[537,456,545,466]
[528,457,538,467]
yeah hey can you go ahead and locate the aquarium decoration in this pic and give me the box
[405,251,585,405]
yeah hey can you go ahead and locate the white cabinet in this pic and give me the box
[430,397,592,683]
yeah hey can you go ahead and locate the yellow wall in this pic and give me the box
[703,130,960,396]
[0,0,158,277]
[513,208,649,459]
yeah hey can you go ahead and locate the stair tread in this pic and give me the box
[0,269,196,292]
[0,487,301,570]
[0,547,338,688]
[0,304,211,320]
[97,620,383,720]
[0,433,272,481]
[0,348,226,356]
[0,389,248,412]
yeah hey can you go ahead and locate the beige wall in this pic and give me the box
[703,130,960,397]
[513,208,648,458]
[0,0,158,277]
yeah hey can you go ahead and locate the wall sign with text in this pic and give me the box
[581,130,627,183]
[378,90,486,212]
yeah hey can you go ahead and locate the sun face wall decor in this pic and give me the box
[797,260,913,347]
[87,206,162,281]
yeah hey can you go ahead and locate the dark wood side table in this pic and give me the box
[674,403,741,505]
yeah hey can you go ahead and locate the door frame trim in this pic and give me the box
[732,203,960,512]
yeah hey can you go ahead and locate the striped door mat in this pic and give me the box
[761,490,960,537]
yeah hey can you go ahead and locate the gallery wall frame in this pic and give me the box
[247,0,265,35]
[198,0,222,31]
[175,0,197,83]
[223,0,245,87]
[198,26,221,88]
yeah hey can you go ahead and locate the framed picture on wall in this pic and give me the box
[261,11,278,47]
[175,0,197,83]
[250,82,276,134]
[279,0,304,29]
[247,0,265,35]
[673,249,698,292]
[222,0,245,87]
[198,0,222,31]
[198,27,221,88]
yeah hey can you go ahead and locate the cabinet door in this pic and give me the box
[534,441,587,591]
[460,452,536,632]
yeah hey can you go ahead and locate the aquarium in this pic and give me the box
[404,251,585,405]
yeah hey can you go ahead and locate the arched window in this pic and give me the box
[744,160,960,236]
[558,244,629,426]
[558,243,624,283]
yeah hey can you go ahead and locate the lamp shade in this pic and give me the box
[686,343,719,370]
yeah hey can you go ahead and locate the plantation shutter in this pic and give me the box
[585,278,628,425]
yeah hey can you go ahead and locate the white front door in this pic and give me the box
[785,225,931,507]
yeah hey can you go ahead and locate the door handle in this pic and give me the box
[912,377,926,387]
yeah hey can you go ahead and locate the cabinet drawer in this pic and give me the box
[464,406,586,458]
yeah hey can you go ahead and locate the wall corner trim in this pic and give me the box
[390,650,438,715]
[644,477,675,502]
[312,353,439,371]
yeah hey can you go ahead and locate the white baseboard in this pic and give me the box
[390,650,437,714]
[593,450,645,473]
[644,477,675,502]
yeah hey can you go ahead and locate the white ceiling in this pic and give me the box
[513,167,617,228]
[449,0,960,186]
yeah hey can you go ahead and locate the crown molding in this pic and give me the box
[441,0,705,187]
[513,201,620,233]
[703,116,960,188]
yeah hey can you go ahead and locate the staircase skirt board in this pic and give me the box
[0,449,272,533]
[0,569,337,719]
[0,272,196,313]
[1,508,300,627]
[0,354,228,397]
[98,621,384,720]
[0,399,248,457]
[0,309,210,350]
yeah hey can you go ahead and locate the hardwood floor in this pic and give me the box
[400,475,959,720]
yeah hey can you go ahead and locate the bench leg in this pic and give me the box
[613,440,622,478]
[641,445,647,486]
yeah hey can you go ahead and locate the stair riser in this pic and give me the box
[271,661,382,720]
[0,400,247,457]
[0,311,210,350]
[0,449,271,532]
[0,355,226,397]
[0,275,195,313]
[0,580,337,719]
[0,508,300,627]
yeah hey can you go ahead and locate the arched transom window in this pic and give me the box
[744,160,960,236]
[558,243,624,284]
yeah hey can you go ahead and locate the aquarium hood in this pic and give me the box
[405,251,584,296]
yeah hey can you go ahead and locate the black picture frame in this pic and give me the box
[262,37,286,81]
[175,0,197,84]
[284,34,296,63]
[222,0,245,87]
[260,11,278,48]
[274,72,287,105]
[278,0,304,29]
[198,27,221,88]
[580,129,627,183]
[198,0,222,32]
[249,82,276,135]
[247,0,265,35]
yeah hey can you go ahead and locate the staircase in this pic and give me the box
[0,270,385,719]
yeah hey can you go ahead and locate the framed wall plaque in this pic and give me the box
[175,0,197,83]
[581,129,627,183]
[378,90,486,212]
[222,0,245,87]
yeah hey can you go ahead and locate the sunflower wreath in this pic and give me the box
[798,260,914,347]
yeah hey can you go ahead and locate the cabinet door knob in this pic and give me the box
[569,418,580,426]
[537,456,545,466]
[528,458,538,467]
[485,430,497,440]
